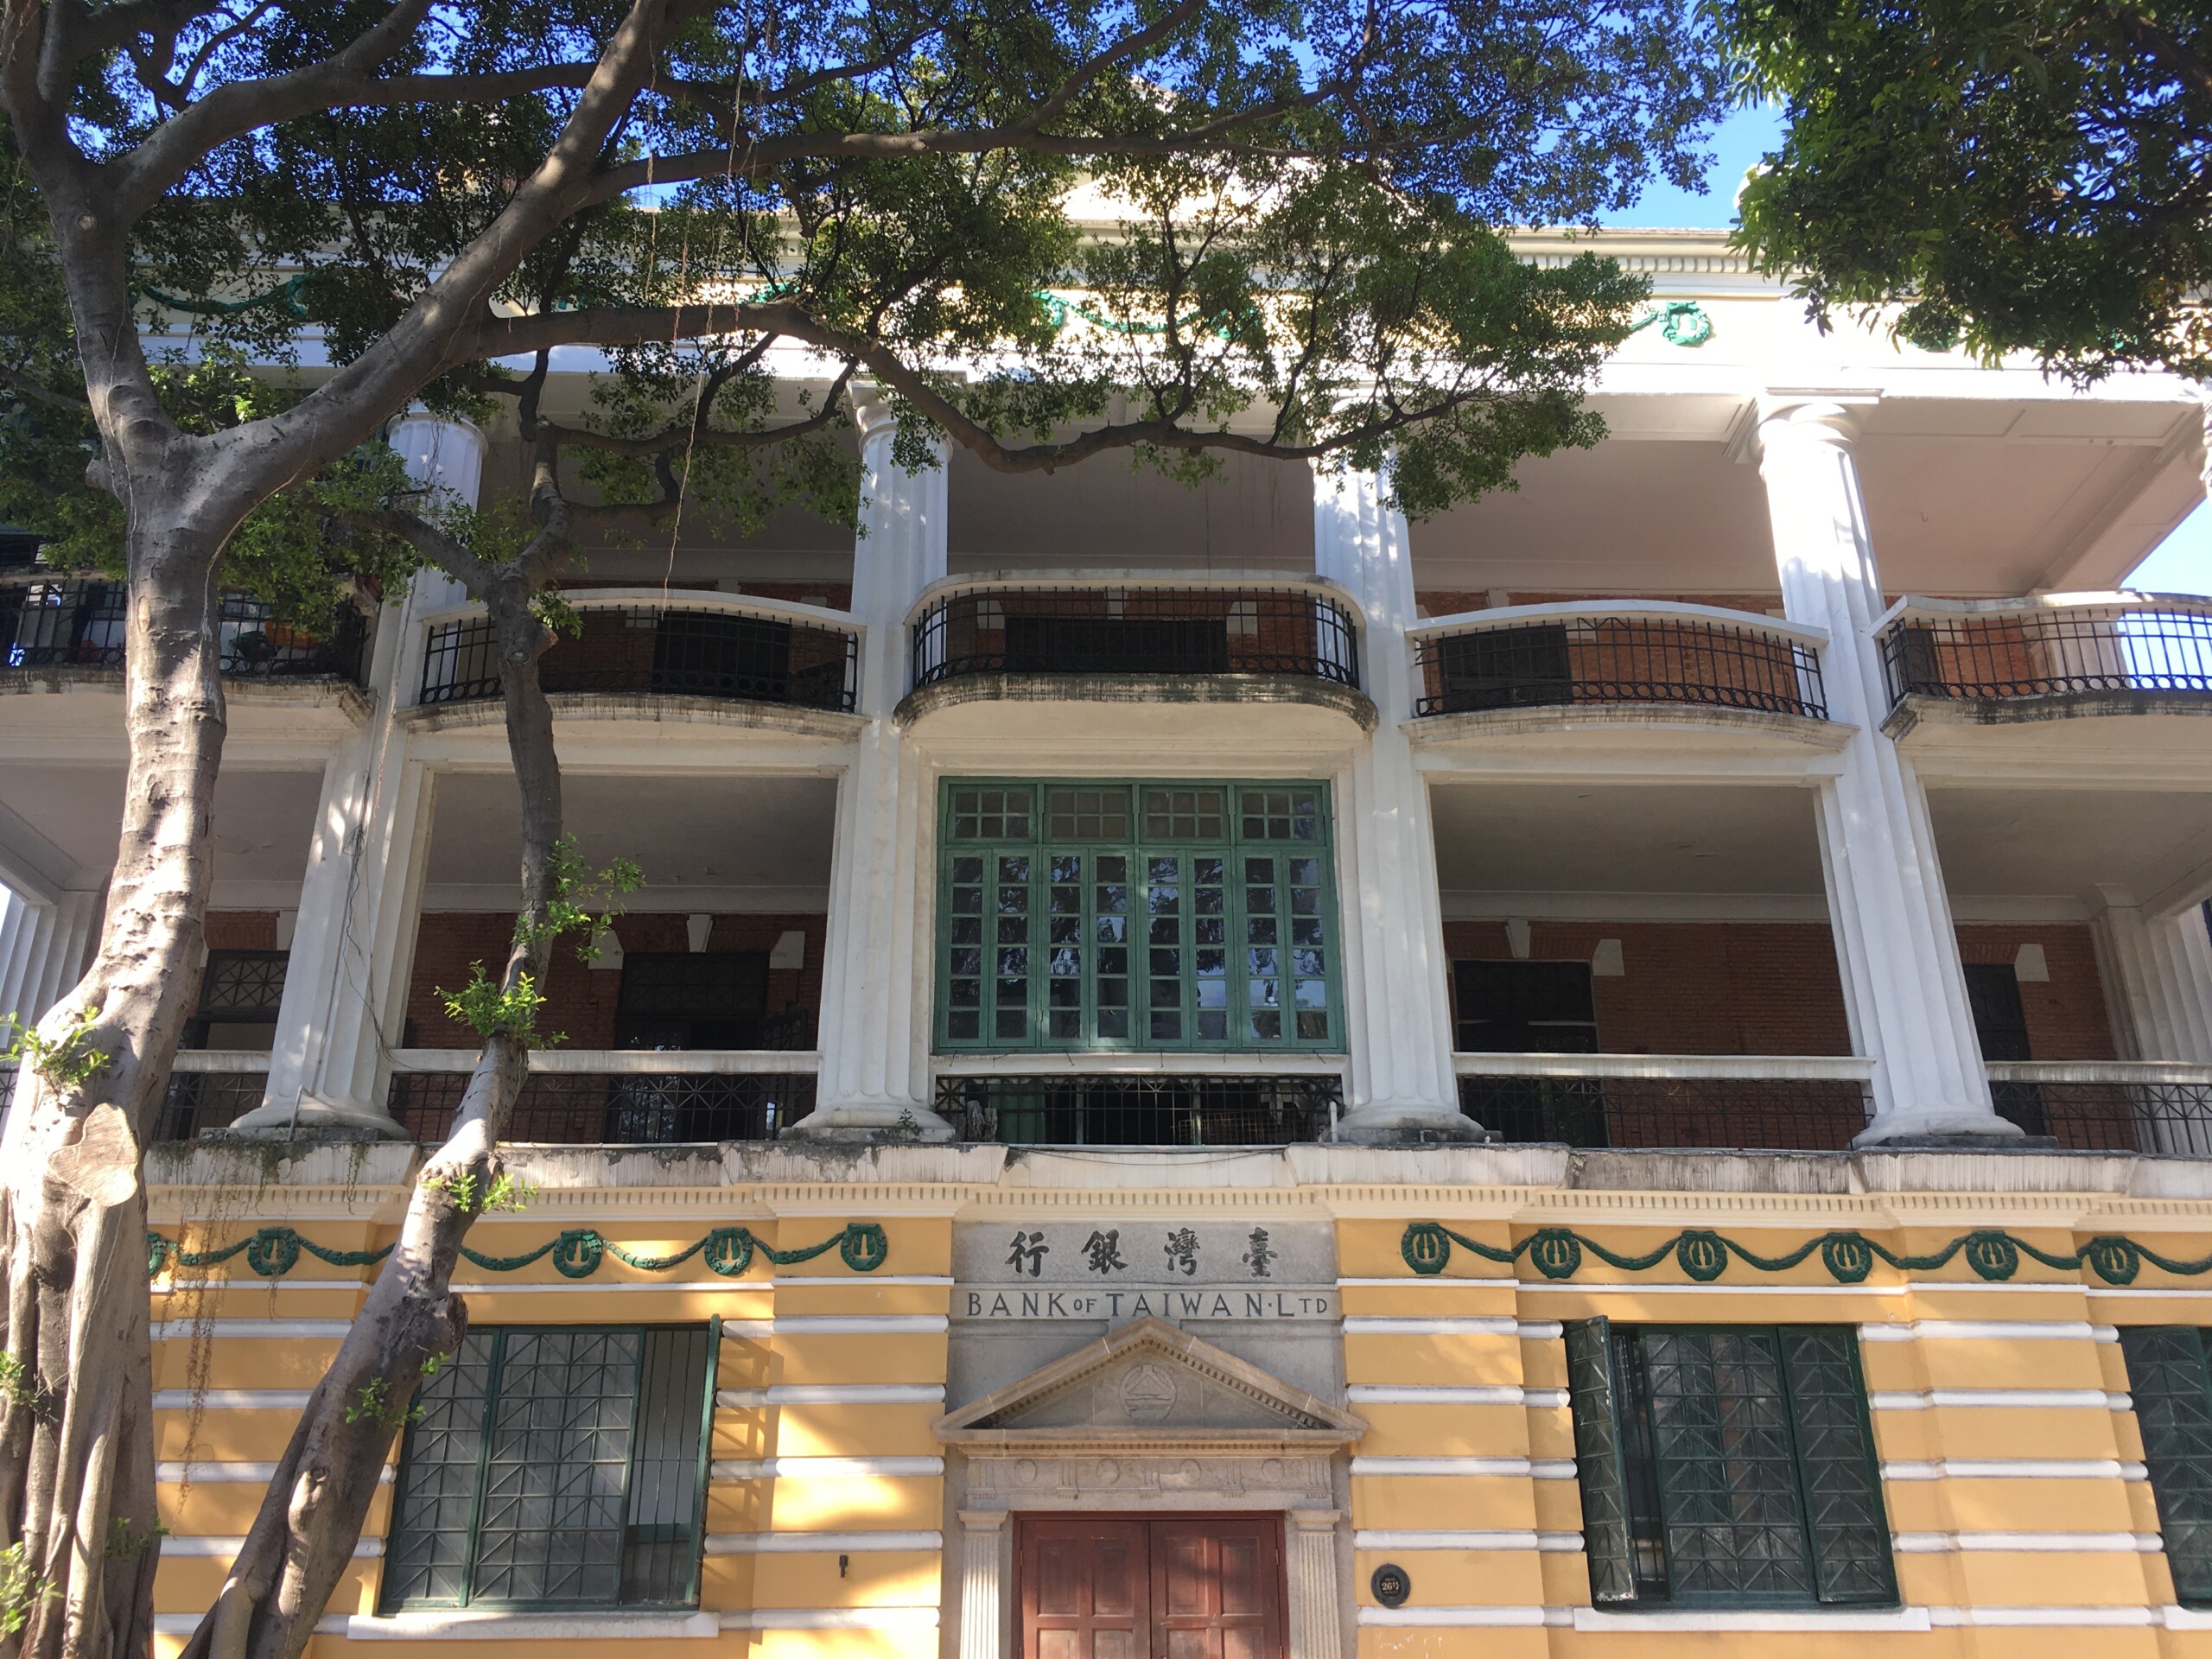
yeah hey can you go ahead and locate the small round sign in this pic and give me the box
[1370,1564,1411,1609]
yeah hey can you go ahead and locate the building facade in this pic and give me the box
[10,228,2212,1656]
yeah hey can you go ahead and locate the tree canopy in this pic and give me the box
[1728,0,2212,382]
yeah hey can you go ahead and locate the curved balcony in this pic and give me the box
[1408,602,1836,760]
[414,590,859,731]
[1878,593,2212,772]
[2,577,369,684]
[898,574,1371,743]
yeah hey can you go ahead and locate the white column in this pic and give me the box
[2092,890,2212,1062]
[232,415,483,1135]
[1757,399,2013,1143]
[955,1510,1010,1659]
[0,884,100,1039]
[1311,466,1471,1141]
[793,396,955,1140]
[1285,1510,1344,1659]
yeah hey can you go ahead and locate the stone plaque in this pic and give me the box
[953,1221,1336,1323]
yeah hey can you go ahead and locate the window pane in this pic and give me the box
[1565,1318,1641,1605]
[1148,856,1182,1040]
[2124,1326,2212,1602]
[1780,1327,1896,1605]
[384,1333,500,1607]
[995,855,1032,1041]
[620,1329,712,1605]
[1046,786,1131,840]
[1095,855,1130,1040]
[1641,1328,1815,1603]
[1142,787,1225,840]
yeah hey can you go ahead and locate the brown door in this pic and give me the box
[1017,1516,1285,1659]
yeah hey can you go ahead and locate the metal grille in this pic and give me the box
[420,607,857,711]
[156,1071,269,1139]
[1572,1323,1894,1610]
[1878,607,2212,705]
[198,950,289,1020]
[1991,1079,2212,1152]
[1414,617,1825,719]
[382,1326,711,1611]
[911,587,1360,689]
[1,581,366,682]
[388,1071,813,1143]
[2120,1327,2212,1605]
[936,1074,1339,1145]
[1460,1076,1872,1151]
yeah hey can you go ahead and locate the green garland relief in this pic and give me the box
[147,1222,888,1281]
[1399,1220,2209,1287]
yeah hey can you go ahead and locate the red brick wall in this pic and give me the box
[402,912,828,1048]
[1440,918,2120,1058]
[1956,924,2118,1059]
[205,911,278,950]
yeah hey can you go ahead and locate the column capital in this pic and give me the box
[1754,391,1879,454]
[957,1510,1012,1533]
[849,383,901,446]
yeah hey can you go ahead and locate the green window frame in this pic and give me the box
[380,1324,718,1612]
[1565,1320,1896,1610]
[936,779,1341,1052]
[2119,1326,2212,1604]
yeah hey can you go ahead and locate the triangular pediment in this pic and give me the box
[935,1317,1364,1452]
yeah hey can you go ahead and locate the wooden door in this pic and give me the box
[1020,1518,1149,1659]
[1016,1516,1285,1659]
[1150,1519,1283,1659]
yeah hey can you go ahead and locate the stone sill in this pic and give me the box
[347,1611,719,1641]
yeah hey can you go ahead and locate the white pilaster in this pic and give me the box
[1757,400,2013,1144]
[2092,891,2212,1063]
[1311,466,1471,1142]
[954,1510,1009,1659]
[232,415,484,1135]
[1285,1510,1345,1659]
[0,884,100,1038]
[794,397,955,1139]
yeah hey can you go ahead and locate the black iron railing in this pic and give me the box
[1990,1071,2212,1154]
[2,580,369,683]
[1460,1074,1872,1151]
[911,586,1360,690]
[936,1073,1340,1145]
[1414,613,1825,720]
[157,1070,270,1140]
[388,1070,816,1143]
[1878,603,2212,707]
[421,603,858,712]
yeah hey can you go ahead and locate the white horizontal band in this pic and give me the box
[718,1385,945,1407]
[153,1617,347,1637]
[1350,1457,1575,1478]
[713,1456,944,1480]
[717,1608,939,1630]
[1869,1389,2129,1411]
[153,1389,313,1409]
[1342,1317,1521,1336]
[151,1320,352,1339]
[162,1535,382,1559]
[721,1316,948,1337]
[1353,1529,1582,1553]
[1345,1385,1567,1408]
[158,1462,391,1484]
[349,1611,718,1641]
[1357,1607,1559,1628]
[705,1532,943,1554]
[1859,1320,2114,1343]
[1882,1459,2145,1482]
[1927,1605,2158,1627]
[1892,1531,2162,1554]
[1569,1606,1932,1632]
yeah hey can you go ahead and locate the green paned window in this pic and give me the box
[1565,1322,1895,1610]
[2120,1327,2212,1603]
[938,780,1341,1052]
[381,1325,716,1612]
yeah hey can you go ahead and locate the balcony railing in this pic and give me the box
[158,1052,273,1140]
[909,577,1360,691]
[1989,1061,2212,1154]
[1455,1052,1873,1149]
[1409,602,1827,721]
[419,591,858,713]
[1877,592,2212,708]
[387,1049,819,1142]
[935,1062,1342,1145]
[3,579,369,683]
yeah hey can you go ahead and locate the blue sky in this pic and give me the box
[1610,105,2212,595]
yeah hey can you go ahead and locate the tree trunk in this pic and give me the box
[0,504,230,1659]
[182,575,564,1659]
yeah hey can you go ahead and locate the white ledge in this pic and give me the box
[1407,598,1827,649]
[717,1609,940,1631]
[171,1051,274,1073]
[1878,589,2212,627]
[417,588,860,632]
[347,1611,719,1641]
[1568,1605,1930,1633]
[1451,1051,1872,1082]
[391,1048,820,1076]
[934,1052,1346,1079]
[1987,1060,2212,1084]
[905,569,1352,626]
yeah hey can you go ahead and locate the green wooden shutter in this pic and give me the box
[2121,1325,2212,1604]
[1778,1325,1897,1605]
[1565,1316,1640,1605]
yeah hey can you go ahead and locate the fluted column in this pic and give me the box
[1285,1510,1344,1659]
[234,414,482,1135]
[794,395,956,1139]
[1311,466,1471,1142]
[1757,399,2013,1144]
[2092,891,2212,1062]
[955,1510,1009,1659]
[0,884,100,1039]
